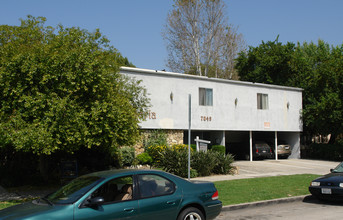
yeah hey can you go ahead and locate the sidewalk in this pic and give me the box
[193,159,339,182]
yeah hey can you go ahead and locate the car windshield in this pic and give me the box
[46,176,103,205]
[332,162,343,173]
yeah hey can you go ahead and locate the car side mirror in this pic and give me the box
[87,197,105,207]
[330,169,334,173]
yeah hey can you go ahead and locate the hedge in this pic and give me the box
[302,142,343,161]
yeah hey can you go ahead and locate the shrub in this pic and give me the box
[143,130,168,149]
[146,145,167,165]
[171,144,190,151]
[212,153,234,174]
[303,142,343,161]
[158,145,192,177]
[0,145,42,187]
[157,145,235,178]
[136,152,153,165]
[191,151,217,176]
[211,145,226,154]
[118,146,135,167]
[190,168,198,178]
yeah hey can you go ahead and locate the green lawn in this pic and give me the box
[0,201,21,210]
[214,174,320,206]
[0,174,320,210]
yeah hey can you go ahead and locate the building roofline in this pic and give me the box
[120,66,303,92]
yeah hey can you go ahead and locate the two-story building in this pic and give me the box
[120,67,303,160]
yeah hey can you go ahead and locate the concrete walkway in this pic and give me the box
[193,159,339,182]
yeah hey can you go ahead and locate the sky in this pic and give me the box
[1,0,343,71]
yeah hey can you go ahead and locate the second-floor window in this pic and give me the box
[199,88,213,106]
[257,93,268,109]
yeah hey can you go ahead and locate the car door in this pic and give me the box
[74,175,140,220]
[137,174,182,220]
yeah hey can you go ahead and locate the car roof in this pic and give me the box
[83,169,135,178]
[82,169,177,179]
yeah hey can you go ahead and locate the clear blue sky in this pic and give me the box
[1,0,342,71]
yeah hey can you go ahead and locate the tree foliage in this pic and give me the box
[0,16,150,155]
[235,38,343,143]
[291,41,343,141]
[236,36,296,85]
[163,0,245,79]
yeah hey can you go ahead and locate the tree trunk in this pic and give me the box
[39,154,50,182]
[328,133,336,144]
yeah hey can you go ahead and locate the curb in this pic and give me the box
[221,194,314,212]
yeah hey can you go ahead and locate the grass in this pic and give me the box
[0,185,52,210]
[0,201,22,210]
[0,174,320,210]
[0,197,38,210]
[214,174,320,206]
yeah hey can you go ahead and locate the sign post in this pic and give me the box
[194,136,211,152]
[188,94,191,181]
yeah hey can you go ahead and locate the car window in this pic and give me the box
[138,174,175,199]
[333,162,343,173]
[46,176,103,204]
[91,175,134,204]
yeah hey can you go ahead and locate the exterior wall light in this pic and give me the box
[235,98,238,107]
[170,92,174,102]
[287,101,290,109]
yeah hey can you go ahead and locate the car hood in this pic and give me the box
[315,172,343,182]
[0,200,73,220]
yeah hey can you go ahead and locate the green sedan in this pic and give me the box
[0,169,222,220]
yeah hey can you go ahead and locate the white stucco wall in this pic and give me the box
[120,67,303,132]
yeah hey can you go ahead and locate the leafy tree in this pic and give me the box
[235,38,343,143]
[0,16,150,155]
[163,0,245,79]
[235,36,296,85]
[290,41,343,143]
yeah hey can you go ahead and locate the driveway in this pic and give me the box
[193,159,339,182]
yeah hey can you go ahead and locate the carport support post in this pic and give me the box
[249,131,253,161]
[275,131,278,160]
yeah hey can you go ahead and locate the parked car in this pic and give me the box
[309,161,343,201]
[267,140,292,159]
[228,141,273,160]
[253,141,273,160]
[0,169,222,220]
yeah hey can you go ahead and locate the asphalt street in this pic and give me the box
[215,196,343,220]
[197,159,341,220]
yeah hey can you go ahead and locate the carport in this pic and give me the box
[225,131,300,161]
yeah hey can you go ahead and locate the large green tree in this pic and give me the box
[236,36,296,85]
[0,16,150,155]
[235,39,343,143]
[290,41,343,142]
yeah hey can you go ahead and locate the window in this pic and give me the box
[257,93,268,109]
[91,176,133,204]
[199,88,213,106]
[47,176,102,204]
[138,174,175,198]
